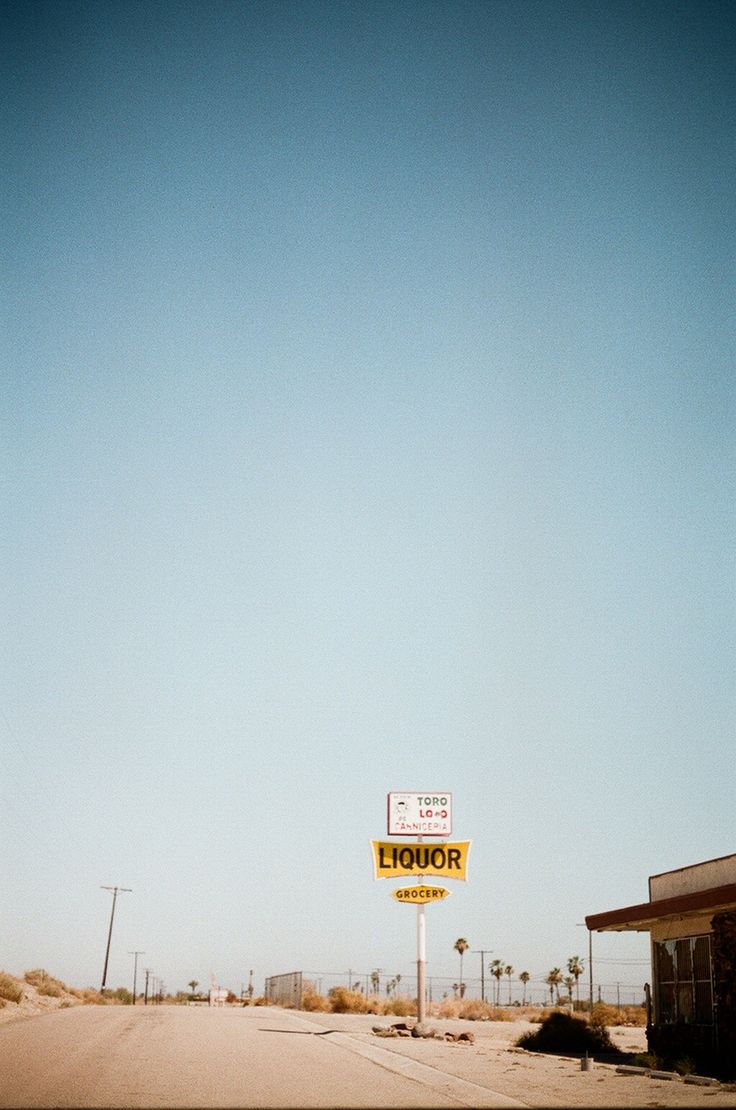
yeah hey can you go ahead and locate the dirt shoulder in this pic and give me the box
[294,1011,736,1108]
[0,971,92,1025]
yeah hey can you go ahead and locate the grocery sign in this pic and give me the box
[387,792,452,836]
[371,839,471,880]
[392,885,451,904]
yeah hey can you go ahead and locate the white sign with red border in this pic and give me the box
[387,792,452,837]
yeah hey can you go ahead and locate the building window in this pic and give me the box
[654,935,713,1025]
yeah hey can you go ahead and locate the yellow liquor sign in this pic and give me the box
[392,885,451,904]
[370,840,471,880]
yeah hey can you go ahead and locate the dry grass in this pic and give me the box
[432,999,543,1022]
[301,987,331,1012]
[78,988,107,1005]
[295,989,644,1028]
[435,997,494,1020]
[0,972,24,1004]
[327,988,379,1014]
[295,990,549,1022]
[383,995,414,1017]
[24,969,66,997]
[591,1002,646,1027]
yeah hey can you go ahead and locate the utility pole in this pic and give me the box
[128,950,144,1004]
[144,968,152,1005]
[476,948,493,1003]
[100,886,132,993]
[577,923,595,1018]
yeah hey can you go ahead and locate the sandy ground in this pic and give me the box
[295,1010,736,1107]
[0,977,86,1024]
[2,984,735,1107]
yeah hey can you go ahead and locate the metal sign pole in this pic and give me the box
[417,901,426,1023]
[416,833,426,1024]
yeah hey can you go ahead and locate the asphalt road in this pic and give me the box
[0,1004,525,1108]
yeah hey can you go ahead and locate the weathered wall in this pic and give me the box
[712,909,736,1079]
[265,971,303,1008]
[651,913,713,942]
[649,854,736,901]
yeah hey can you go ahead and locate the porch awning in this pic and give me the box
[585,882,736,932]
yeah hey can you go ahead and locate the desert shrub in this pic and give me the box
[435,998,516,1021]
[630,1051,659,1069]
[591,1002,645,1027]
[38,980,63,998]
[301,988,330,1012]
[80,989,105,1005]
[458,999,496,1021]
[383,995,415,1017]
[0,972,24,1004]
[24,969,66,997]
[23,969,48,987]
[328,987,372,1014]
[620,1005,647,1026]
[253,995,269,1006]
[516,1011,615,1055]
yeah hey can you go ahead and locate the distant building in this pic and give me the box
[586,852,736,1079]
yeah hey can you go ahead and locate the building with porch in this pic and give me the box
[586,852,736,1078]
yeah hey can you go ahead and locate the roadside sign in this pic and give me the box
[387,792,452,836]
[371,839,471,880]
[392,885,451,904]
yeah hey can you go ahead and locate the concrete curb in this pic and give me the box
[615,1063,723,1088]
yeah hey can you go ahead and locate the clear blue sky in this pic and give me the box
[3,0,734,1001]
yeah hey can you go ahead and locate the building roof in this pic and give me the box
[585,882,736,932]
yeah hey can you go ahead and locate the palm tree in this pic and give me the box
[567,955,584,1006]
[545,968,563,1005]
[490,959,504,1006]
[505,965,514,1005]
[519,971,530,1005]
[188,979,199,997]
[370,970,380,995]
[564,976,575,1005]
[454,938,469,999]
